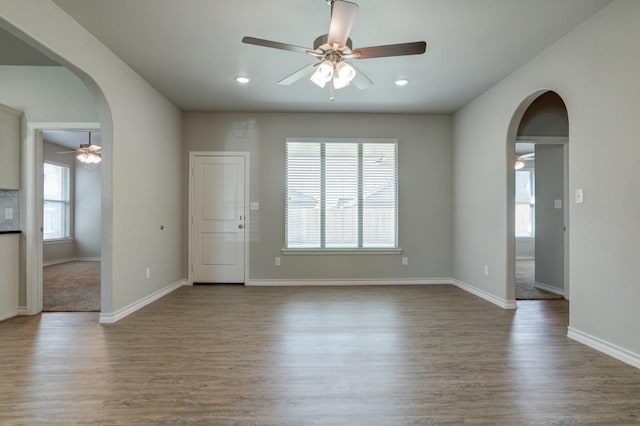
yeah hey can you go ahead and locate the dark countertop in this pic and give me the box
[0,230,21,234]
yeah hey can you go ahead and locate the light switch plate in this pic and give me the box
[554,199,562,209]
[4,208,13,220]
[575,189,584,204]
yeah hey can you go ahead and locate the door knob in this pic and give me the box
[238,224,244,229]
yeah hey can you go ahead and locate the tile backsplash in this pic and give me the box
[0,190,20,231]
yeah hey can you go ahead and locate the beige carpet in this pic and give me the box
[516,259,563,300]
[43,261,101,312]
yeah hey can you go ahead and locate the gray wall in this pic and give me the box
[75,155,101,259]
[515,238,534,259]
[534,144,564,291]
[453,0,640,357]
[183,112,453,281]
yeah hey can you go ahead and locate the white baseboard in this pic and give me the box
[534,282,565,296]
[17,306,28,315]
[568,326,640,369]
[99,279,187,324]
[248,278,518,311]
[247,278,451,286]
[44,257,101,267]
[451,279,517,309]
[0,311,18,321]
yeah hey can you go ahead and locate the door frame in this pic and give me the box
[515,136,569,300]
[188,151,250,285]
[24,122,101,314]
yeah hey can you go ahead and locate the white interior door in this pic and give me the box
[192,154,246,283]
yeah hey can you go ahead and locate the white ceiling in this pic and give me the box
[50,0,611,113]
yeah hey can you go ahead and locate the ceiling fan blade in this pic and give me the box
[328,0,358,49]
[349,63,373,90]
[57,150,80,154]
[353,41,427,59]
[277,63,318,86]
[242,36,310,54]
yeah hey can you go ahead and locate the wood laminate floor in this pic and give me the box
[1,285,639,425]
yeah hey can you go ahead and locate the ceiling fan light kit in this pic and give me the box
[77,151,102,164]
[57,131,102,164]
[242,0,427,101]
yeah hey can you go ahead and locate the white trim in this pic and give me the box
[567,326,640,370]
[99,279,186,324]
[287,137,398,145]
[42,257,102,267]
[17,306,28,316]
[24,124,43,315]
[534,282,565,296]
[43,257,101,267]
[248,278,519,311]
[451,279,517,309]
[0,311,18,321]
[188,151,250,285]
[281,248,402,255]
[247,278,450,286]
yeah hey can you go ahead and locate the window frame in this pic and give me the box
[43,161,72,242]
[284,137,400,254]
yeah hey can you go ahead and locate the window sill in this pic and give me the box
[282,248,402,255]
[44,238,73,245]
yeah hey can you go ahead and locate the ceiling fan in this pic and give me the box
[57,132,102,164]
[241,0,427,100]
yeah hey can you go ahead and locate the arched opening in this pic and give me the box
[0,21,114,316]
[506,90,569,305]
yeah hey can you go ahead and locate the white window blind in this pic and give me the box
[286,138,398,249]
[43,162,71,241]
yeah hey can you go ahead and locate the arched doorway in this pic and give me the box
[0,21,114,317]
[507,90,569,304]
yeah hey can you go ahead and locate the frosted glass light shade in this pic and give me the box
[77,152,102,164]
[336,62,356,83]
[310,60,334,88]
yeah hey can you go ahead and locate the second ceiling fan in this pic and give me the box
[242,0,427,100]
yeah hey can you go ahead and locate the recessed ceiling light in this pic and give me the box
[235,76,250,84]
[395,79,409,86]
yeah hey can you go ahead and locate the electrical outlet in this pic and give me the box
[275,257,281,266]
[146,267,151,279]
[484,265,489,276]
[402,257,408,266]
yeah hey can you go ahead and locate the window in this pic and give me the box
[43,162,71,241]
[515,169,535,237]
[286,138,398,249]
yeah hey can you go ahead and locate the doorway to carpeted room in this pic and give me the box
[515,259,563,300]
[43,261,101,312]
